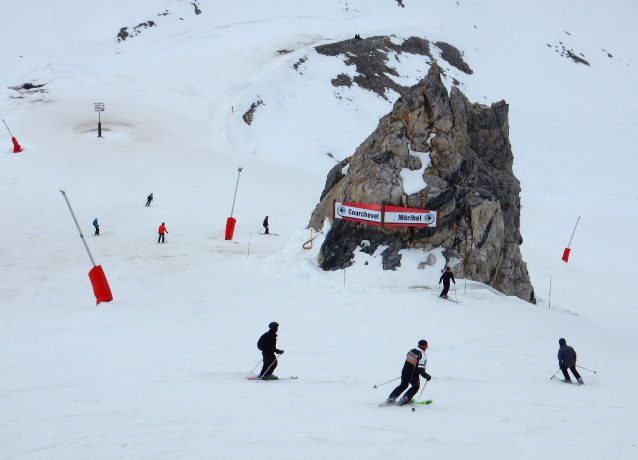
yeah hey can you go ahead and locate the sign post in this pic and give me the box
[94,102,105,138]
[335,202,437,228]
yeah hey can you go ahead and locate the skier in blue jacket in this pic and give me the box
[558,338,583,384]
[93,218,99,235]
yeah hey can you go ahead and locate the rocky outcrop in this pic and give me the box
[316,36,472,100]
[309,64,535,303]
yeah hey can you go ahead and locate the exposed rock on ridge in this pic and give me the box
[309,64,535,303]
[316,36,472,99]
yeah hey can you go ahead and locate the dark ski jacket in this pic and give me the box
[558,345,577,368]
[402,347,430,380]
[93,219,99,228]
[263,217,269,227]
[257,330,281,354]
[439,271,455,285]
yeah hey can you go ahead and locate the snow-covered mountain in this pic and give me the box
[1,1,637,458]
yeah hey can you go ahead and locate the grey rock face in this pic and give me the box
[309,64,535,303]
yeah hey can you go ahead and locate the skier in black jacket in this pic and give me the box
[263,216,269,234]
[558,338,583,384]
[439,267,455,298]
[257,322,284,380]
[386,340,431,405]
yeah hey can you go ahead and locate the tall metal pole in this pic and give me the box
[2,119,14,137]
[230,167,243,217]
[566,216,581,248]
[60,190,96,267]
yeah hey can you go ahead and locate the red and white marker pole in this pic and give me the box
[562,216,581,263]
[60,190,113,304]
[3,119,23,152]
[225,167,243,240]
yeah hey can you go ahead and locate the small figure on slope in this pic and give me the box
[257,322,284,380]
[386,340,431,405]
[145,193,153,207]
[558,338,583,384]
[263,216,269,234]
[158,222,168,243]
[439,266,456,298]
[93,218,99,235]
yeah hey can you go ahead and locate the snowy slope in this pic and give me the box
[1,0,638,458]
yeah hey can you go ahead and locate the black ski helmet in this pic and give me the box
[559,338,566,346]
[269,322,279,330]
[418,339,428,348]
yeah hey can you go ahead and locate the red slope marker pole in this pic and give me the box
[3,119,23,152]
[562,216,581,262]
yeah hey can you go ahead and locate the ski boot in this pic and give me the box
[578,378,584,385]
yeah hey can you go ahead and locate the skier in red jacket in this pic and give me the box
[158,222,168,243]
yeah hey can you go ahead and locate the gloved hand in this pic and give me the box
[276,349,284,355]
[425,373,432,381]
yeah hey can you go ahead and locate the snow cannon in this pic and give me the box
[3,119,23,152]
[88,265,114,304]
[60,190,114,305]
[561,248,571,262]
[225,217,237,240]
[225,167,243,241]
[11,137,23,153]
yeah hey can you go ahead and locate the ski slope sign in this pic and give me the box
[335,202,437,227]
[335,202,382,224]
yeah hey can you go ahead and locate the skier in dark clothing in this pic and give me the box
[257,322,284,380]
[145,193,153,207]
[558,338,583,384]
[386,340,431,405]
[439,267,456,297]
[93,218,99,235]
[263,216,269,234]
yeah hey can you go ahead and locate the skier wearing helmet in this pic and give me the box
[158,222,168,243]
[257,322,284,380]
[386,340,431,405]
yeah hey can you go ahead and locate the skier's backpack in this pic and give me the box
[257,334,265,351]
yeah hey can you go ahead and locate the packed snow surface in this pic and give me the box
[1,0,638,459]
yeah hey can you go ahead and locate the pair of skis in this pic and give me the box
[247,376,298,381]
[380,399,433,407]
[433,293,459,303]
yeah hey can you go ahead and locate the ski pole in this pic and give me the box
[256,354,281,382]
[251,359,263,373]
[576,365,597,374]
[416,379,429,403]
[373,377,400,389]
[550,369,561,380]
